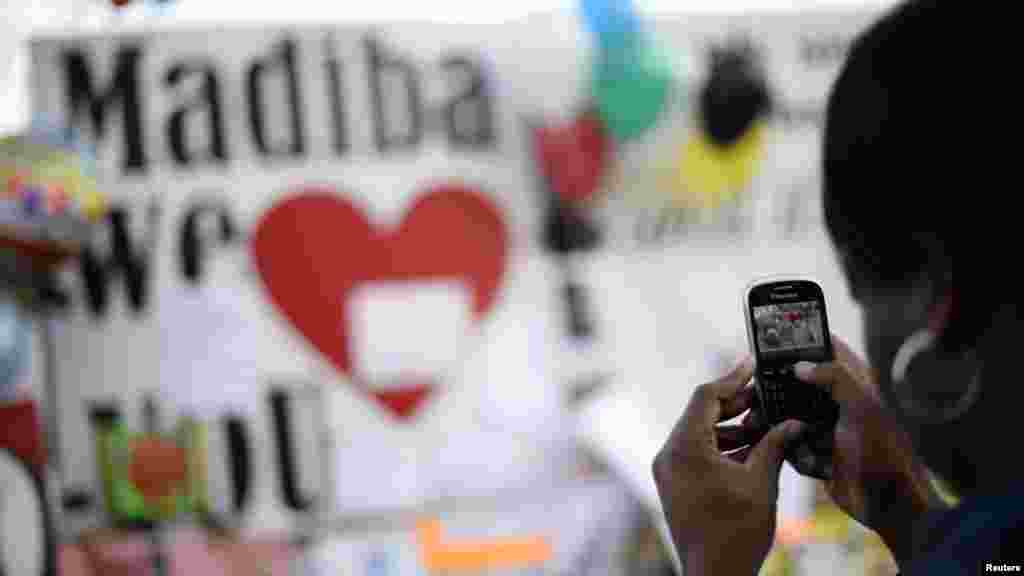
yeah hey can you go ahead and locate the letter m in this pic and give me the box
[62,45,146,173]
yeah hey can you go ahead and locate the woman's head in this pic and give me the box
[824,0,1018,496]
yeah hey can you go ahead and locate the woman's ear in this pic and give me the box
[926,289,955,336]
[927,283,983,356]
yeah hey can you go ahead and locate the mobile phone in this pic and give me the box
[743,277,839,480]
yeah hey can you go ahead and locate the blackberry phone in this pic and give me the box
[744,278,839,480]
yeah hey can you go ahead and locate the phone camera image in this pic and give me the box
[753,301,824,360]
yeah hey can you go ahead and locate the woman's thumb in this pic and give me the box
[795,361,858,407]
[749,420,805,475]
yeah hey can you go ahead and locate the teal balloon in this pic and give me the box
[595,26,643,60]
[592,47,671,141]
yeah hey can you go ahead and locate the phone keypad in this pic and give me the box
[757,368,837,429]
[756,365,839,481]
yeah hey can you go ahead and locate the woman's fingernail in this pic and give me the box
[794,362,816,380]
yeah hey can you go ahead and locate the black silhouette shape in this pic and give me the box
[700,39,773,149]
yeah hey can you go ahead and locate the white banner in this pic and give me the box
[31,24,566,537]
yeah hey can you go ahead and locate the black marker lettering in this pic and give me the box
[367,35,422,152]
[441,55,495,150]
[269,390,315,512]
[247,37,306,159]
[324,34,349,155]
[79,207,153,318]
[179,200,238,284]
[63,45,146,173]
[165,61,227,166]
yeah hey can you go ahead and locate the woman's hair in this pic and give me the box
[823,0,1001,341]
[824,0,948,292]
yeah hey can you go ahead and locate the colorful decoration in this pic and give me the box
[581,0,641,48]
[533,110,613,205]
[532,111,606,343]
[592,49,672,143]
[128,436,189,507]
[651,40,772,213]
[252,185,508,421]
[532,113,606,256]
[699,41,773,149]
[567,12,774,223]
[547,31,770,232]
[0,155,105,221]
[0,124,107,264]
[582,0,671,142]
[666,122,767,210]
[92,410,207,523]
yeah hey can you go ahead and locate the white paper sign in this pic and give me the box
[349,280,472,386]
[30,23,559,536]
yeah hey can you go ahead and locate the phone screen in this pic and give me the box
[747,280,833,367]
[753,301,825,358]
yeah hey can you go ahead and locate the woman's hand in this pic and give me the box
[794,335,939,567]
[653,358,805,576]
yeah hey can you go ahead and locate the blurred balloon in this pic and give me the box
[0,294,29,401]
[581,0,672,142]
[592,42,671,142]
[655,40,772,211]
[580,0,640,41]
[533,110,614,204]
[667,122,767,210]
[533,117,605,255]
[699,41,772,149]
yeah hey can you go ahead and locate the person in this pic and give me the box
[791,318,809,347]
[777,319,795,349]
[652,1,1023,574]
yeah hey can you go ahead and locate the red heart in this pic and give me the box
[251,184,508,420]
[533,111,613,204]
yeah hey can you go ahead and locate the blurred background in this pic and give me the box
[1,0,901,574]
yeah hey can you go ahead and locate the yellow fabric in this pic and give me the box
[662,122,767,210]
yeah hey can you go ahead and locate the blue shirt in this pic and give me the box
[906,485,1024,575]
